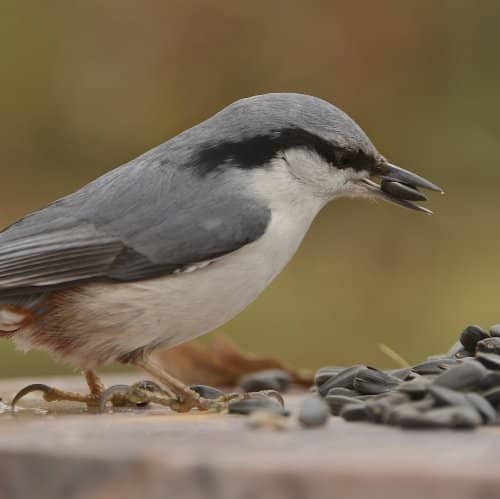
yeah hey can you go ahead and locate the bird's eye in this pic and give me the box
[335,152,351,167]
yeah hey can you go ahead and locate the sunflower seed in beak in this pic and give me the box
[381,180,427,202]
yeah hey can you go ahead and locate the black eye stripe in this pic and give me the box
[194,127,376,176]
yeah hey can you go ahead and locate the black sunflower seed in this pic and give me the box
[476,337,500,355]
[298,397,330,428]
[190,385,225,400]
[365,393,410,423]
[397,377,431,399]
[460,325,489,352]
[228,397,286,416]
[318,365,365,397]
[412,358,458,375]
[483,387,500,405]
[313,320,500,430]
[464,393,497,424]
[490,324,500,338]
[325,395,363,415]
[325,387,359,398]
[352,367,401,395]
[398,406,482,429]
[384,398,435,426]
[481,371,500,389]
[433,360,488,391]
[314,366,345,387]
[385,368,413,381]
[239,370,291,393]
[476,352,500,370]
[428,385,469,407]
[340,402,369,422]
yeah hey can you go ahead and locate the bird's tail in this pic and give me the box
[0,294,47,335]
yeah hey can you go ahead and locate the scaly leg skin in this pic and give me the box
[99,361,231,414]
[100,359,241,412]
[98,359,283,414]
[10,370,127,410]
[138,359,214,412]
[99,380,192,413]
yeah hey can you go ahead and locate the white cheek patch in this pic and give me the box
[0,308,26,332]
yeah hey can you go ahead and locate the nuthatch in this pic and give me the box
[0,94,442,411]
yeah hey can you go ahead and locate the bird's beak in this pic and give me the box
[361,162,444,215]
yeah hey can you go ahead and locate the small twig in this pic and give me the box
[378,343,410,368]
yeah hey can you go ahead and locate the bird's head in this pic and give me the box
[189,93,442,213]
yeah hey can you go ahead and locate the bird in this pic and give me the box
[0,93,442,412]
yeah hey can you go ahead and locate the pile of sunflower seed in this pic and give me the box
[200,324,500,430]
[313,324,500,429]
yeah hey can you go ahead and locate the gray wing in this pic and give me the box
[0,152,270,296]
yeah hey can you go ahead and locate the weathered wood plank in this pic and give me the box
[0,375,499,499]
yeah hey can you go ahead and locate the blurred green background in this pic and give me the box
[1,1,499,378]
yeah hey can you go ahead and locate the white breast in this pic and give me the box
[61,157,327,362]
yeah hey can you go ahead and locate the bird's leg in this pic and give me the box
[98,360,286,414]
[99,379,190,413]
[84,369,105,398]
[98,375,275,414]
[127,360,285,413]
[11,370,126,410]
[136,359,226,412]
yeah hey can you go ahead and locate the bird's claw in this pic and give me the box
[11,384,51,409]
[11,383,100,409]
[11,382,141,411]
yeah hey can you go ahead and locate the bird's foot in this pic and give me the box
[99,380,284,414]
[11,379,285,415]
[99,380,235,413]
[9,370,132,411]
[10,383,131,411]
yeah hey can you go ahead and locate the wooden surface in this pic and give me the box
[0,375,499,499]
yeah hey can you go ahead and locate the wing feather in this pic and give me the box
[0,152,271,296]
